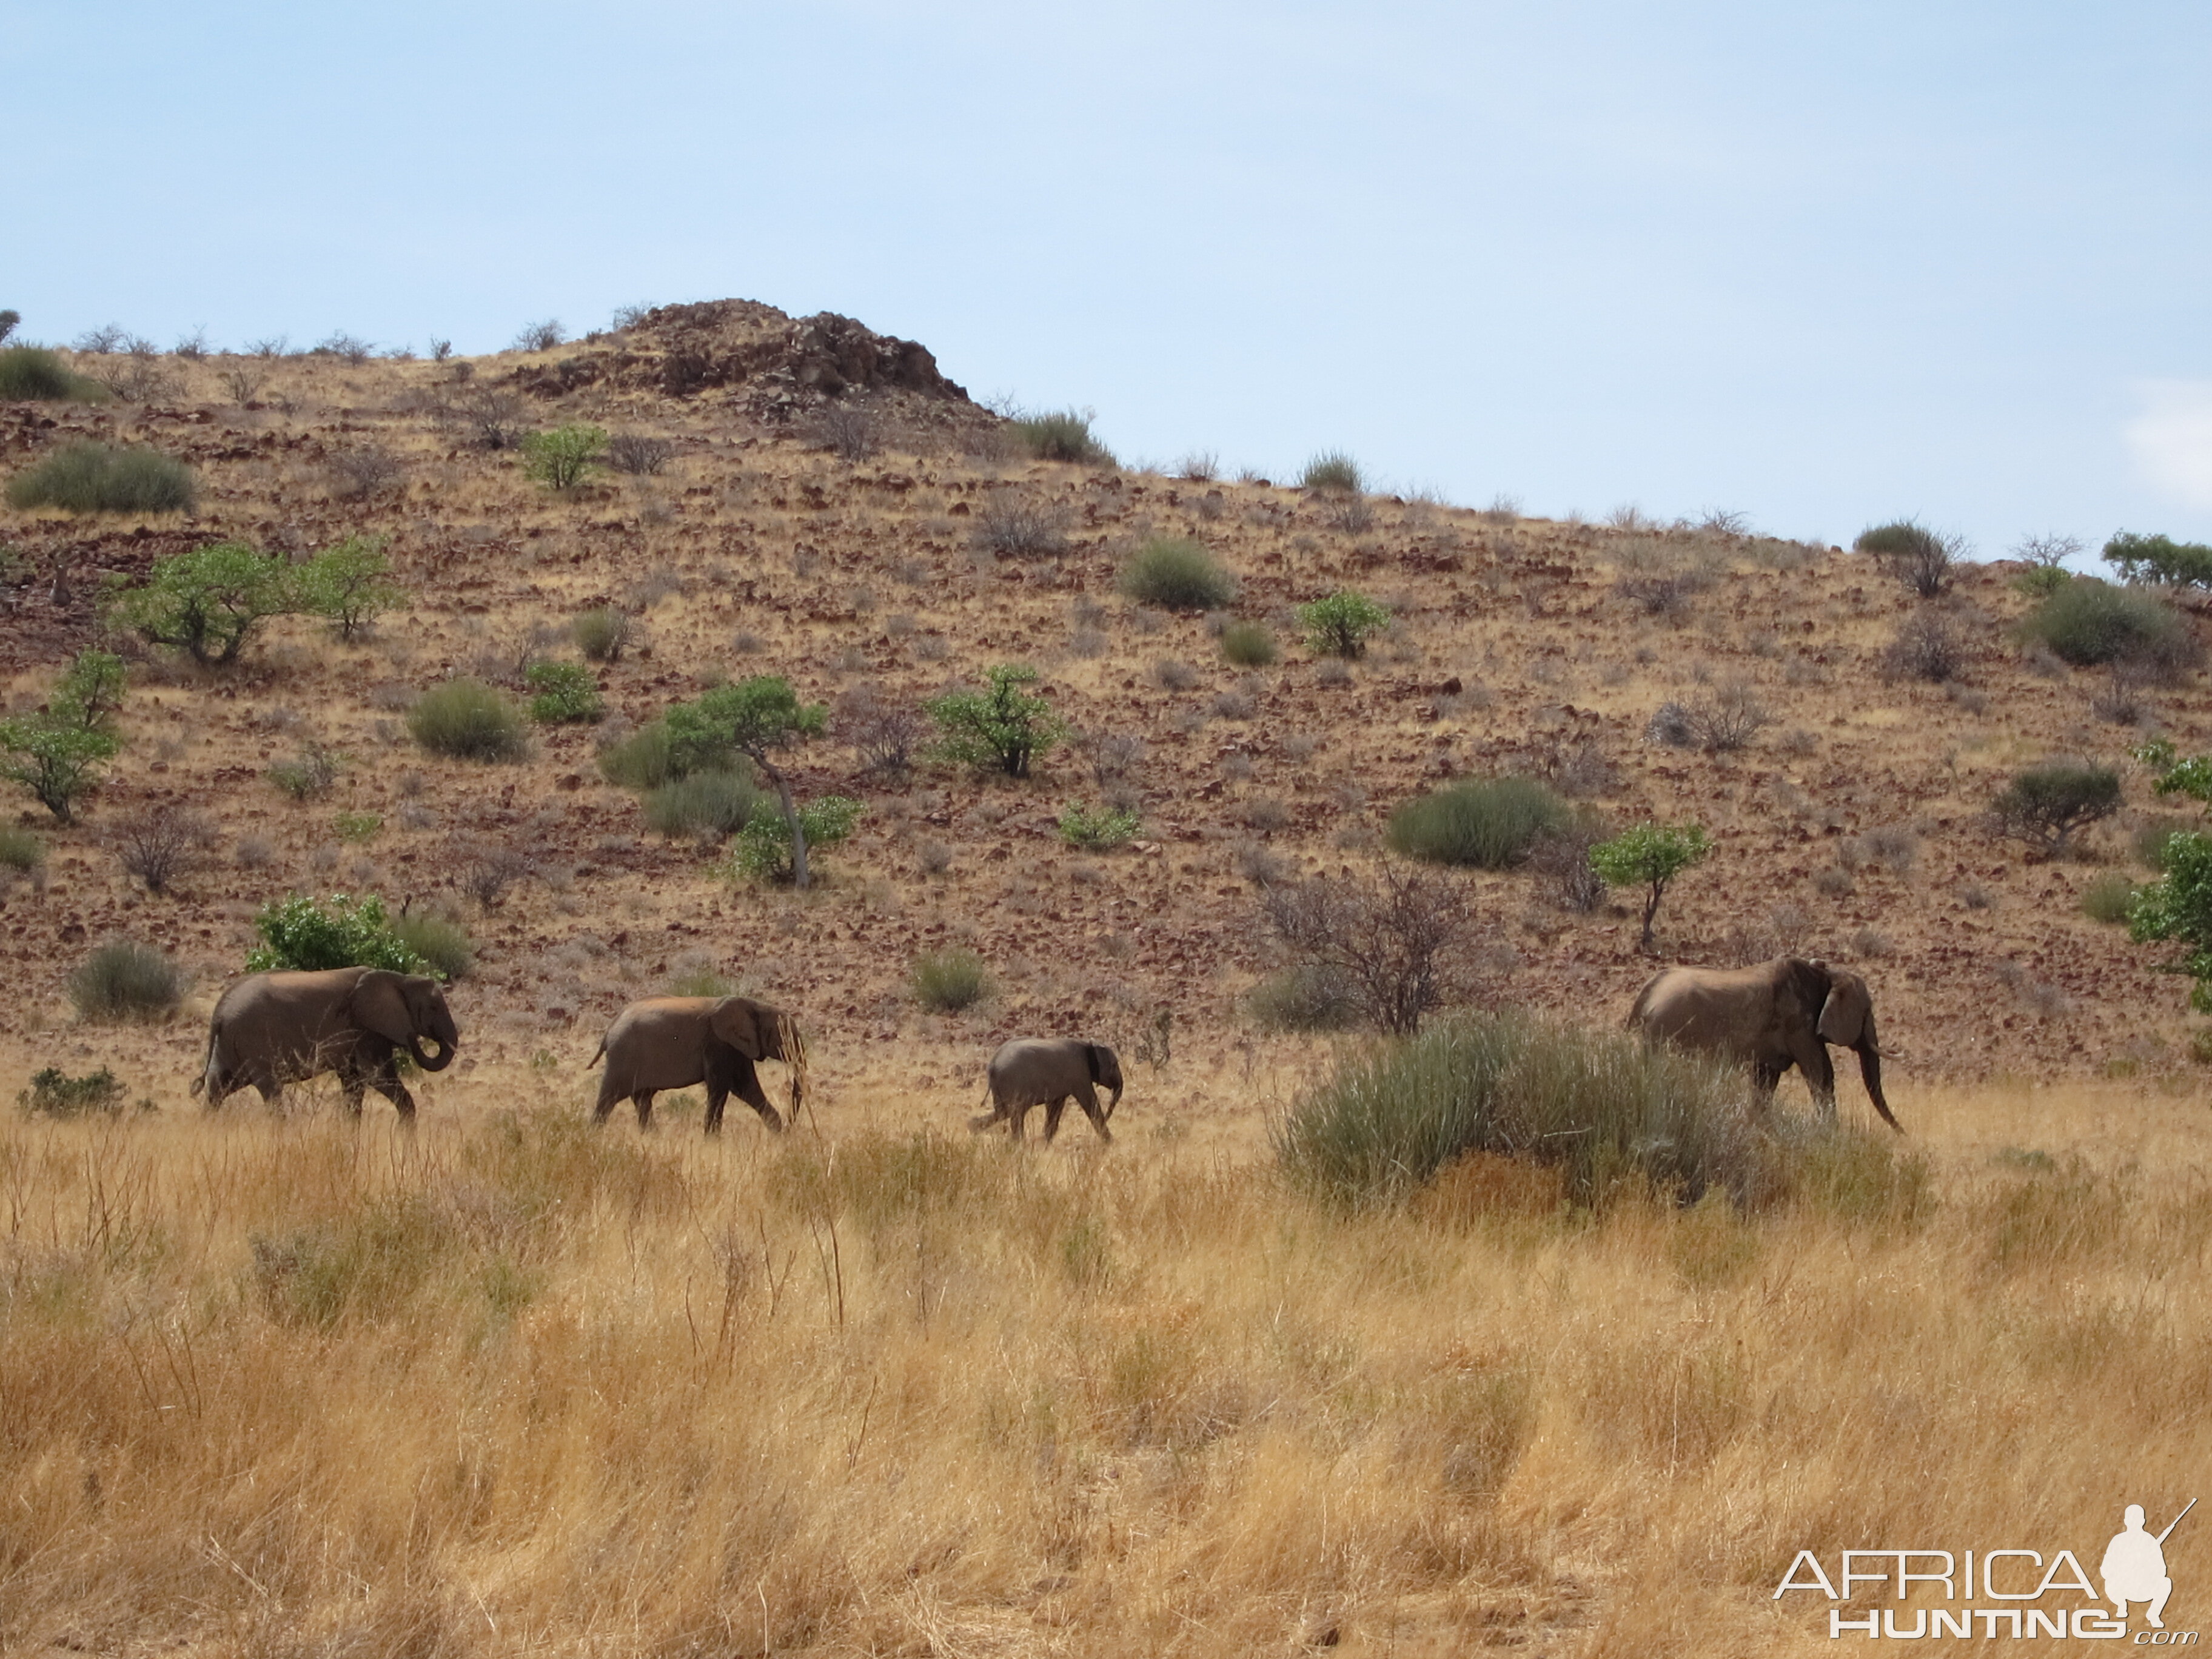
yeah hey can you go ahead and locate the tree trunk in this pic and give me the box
[761,759,809,889]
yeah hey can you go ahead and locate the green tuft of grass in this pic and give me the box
[642,768,763,840]
[525,660,603,725]
[409,679,529,763]
[0,825,44,873]
[1008,409,1114,466]
[1118,537,1236,611]
[1058,802,1141,851]
[6,442,195,514]
[1385,777,1569,868]
[67,939,186,1022]
[910,948,993,1012]
[1299,451,1363,493]
[1219,621,1278,667]
[0,347,106,402]
[2080,870,2139,925]
[572,607,633,663]
[392,911,475,980]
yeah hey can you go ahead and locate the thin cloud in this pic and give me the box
[2126,380,2212,510]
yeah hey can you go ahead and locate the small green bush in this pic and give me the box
[1297,589,1390,659]
[2020,578,2197,671]
[1008,410,1114,466]
[333,811,381,843]
[520,424,607,490]
[7,442,195,514]
[1274,1010,1801,1209]
[927,664,1068,778]
[2080,871,2138,925]
[67,940,186,1022]
[1299,452,1363,493]
[109,541,307,665]
[525,661,603,724]
[1118,537,1236,611]
[2104,531,2212,589]
[18,1067,126,1117]
[572,607,633,663]
[245,894,432,976]
[268,746,341,801]
[392,910,475,980]
[1386,777,1568,869]
[1059,802,1140,851]
[1219,621,1278,666]
[642,769,763,839]
[0,825,43,872]
[0,714,119,823]
[1244,964,1363,1033]
[0,347,104,401]
[298,534,403,638]
[1590,821,1712,949]
[1991,761,2121,856]
[598,720,679,789]
[2013,566,2070,598]
[723,796,862,884]
[911,948,993,1012]
[409,679,528,762]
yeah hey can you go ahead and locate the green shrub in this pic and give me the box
[520,424,607,490]
[245,894,432,976]
[18,1067,126,1117]
[572,607,633,663]
[927,663,1068,777]
[1297,589,1390,659]
[598,720,679,789]
[642,768,763,839]
[0,825,43,872]
[109,541,308,665]
[298,534,403,638]
[1059,802,1140,851]
[1219,620,1278,666]
[1386,777,1568,868]
[392,910,475,980]
[2012,566,2070,598]
[67,940,186,1022]
[525,660,603,724]
[1118,537,1236,611]
[2080,871,2138,925]
[1590,821,1712,950]
[0,347,103,401]
[2019,578,2197,671]
[1299,452,1363,493]
[723,796,862,884]
[1008,410,1114,466]
[0,715,117,823]
[1991,762,2120,856]
[2104,531,2212,589]
[334,811,381,843]
[1244,964,1363,1033]
[268,745,341,801]
[7,443,195,514]
[1273,1010,1796,1208]
[911,947,993,1012]
[409,679,528,762]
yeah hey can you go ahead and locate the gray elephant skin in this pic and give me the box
[192,966,459,1118]
[973,1038,1124,1143]
[1627,955,1900,1131]
[587,995,806,1133]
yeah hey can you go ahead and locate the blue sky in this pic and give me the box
[10,1,2212,555]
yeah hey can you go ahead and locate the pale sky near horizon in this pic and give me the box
[10,1,2212,558]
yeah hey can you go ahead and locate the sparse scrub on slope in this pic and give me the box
[1387,778,1568,870]
[1118,537,1236,611]
[409,679,529,763]
[8,442,195,514]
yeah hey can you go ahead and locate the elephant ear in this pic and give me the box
[1817,974,1871,1048]
[350,971,415,1046]
[710,997,766,1059]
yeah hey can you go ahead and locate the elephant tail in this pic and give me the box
[190,1022,218,1098]
[586,1033,607,1071]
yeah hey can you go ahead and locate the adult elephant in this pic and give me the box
[587,994,806,1133]
[1627,956,1901,1132]
[193,966,458,1118]
[972,1038,1124,1144]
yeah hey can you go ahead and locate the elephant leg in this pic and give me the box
[1004,1104,1027,1142]
[368,1061,418,1119]
[731,1062,783,1134]
[592,1075,622,1124]
[1075,1084,1113,1144]
[1786,1031,1837,1116]
[1044,1097,1070,1143]
[252,1078,286,1111]
[634,1091,655,1129]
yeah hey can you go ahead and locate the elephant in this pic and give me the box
[587,995,807,1133]
[1626,956,1901,1132]
[971,1038,1124,1144]
[192,966,458,1118]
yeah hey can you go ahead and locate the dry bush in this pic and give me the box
[109,804,216,894]
[971,494,1070,558]
[837,683,923,781]
[324,446,404,501]
[1649,685,1769,752]
[1616,569,1712,622]
[605,433,674,476]
[440,384,527,451]
[1528,822,1606,913]
[1880,609,1968,683]
[1262,864,1477,1033]
[814,405,879,462]
[451,839,534,908]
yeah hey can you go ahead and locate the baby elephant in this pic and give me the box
[973,1037,1124,1144]
[588,994,806,1133]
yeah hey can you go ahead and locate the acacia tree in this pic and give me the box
[665,677,828,886]
[2127,742,2212,1008]
[0,649,126,822]
[109,541,309,665]
[926,664,1067,778]
[1591,822,1711,951]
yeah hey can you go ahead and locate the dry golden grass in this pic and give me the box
[3,1077,2207,1655]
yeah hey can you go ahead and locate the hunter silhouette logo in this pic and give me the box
[1775,1498,2197,1641]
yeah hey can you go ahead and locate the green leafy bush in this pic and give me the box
[2080,871,2138,925]
[1590,822,1711,949]
[927,664,1068,777]
[642,769,763,839]
[245,894,432,976]
[1244,963,1363,1033]
[2131,831,2212,1010]
[2104,531,2212,589]
[1991,761,2120,856]
[722,796,862,883]
[0,347,104,401]
[7,442,195,513]
[409,679,528,762]
[520,424,608,490]
[1118,537,1236,611]
[298,534,403,638]
[0,825,43,872]
[392,910,475,980]
[2012,566,2070,598]
[1274,1010,1798,1209]
[1297,589,1390,659]
[911,948,993,1011]
[572,607,633,662]
[1855,520,1957,596]
[1386,777,1568,869]
[67,940,186,1022]
[109,541,308,665]
[1058,802,1140,851]
[2019,578,2198,672]
[18,1067,126,1116]
[0,716,117,823]
[525,661,603,724]
[1008,409,1114,466]
[1299,452,1363,493]
[1219,621,1278,666]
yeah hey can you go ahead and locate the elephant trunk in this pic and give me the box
[410,1034,456,1072]
[1855,1040,1900,1133]
[1103,1082,1123,1122]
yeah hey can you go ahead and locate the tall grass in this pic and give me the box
[1007,409,1114,466]
[1118,537,1236,611]
[642,768,762,839]
[6,442,196,513]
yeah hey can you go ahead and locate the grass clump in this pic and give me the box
[2019,578,2197,672]
[2080,871,2139,925]
[525,661,603,724]
[643,769,763,840]
[1118,537,1236,612]
[1008,409,1114,466]
[598,720,680,789]
[0,825,43,872]
[911,948,993,1012]
[1219,620,1278,666]
[409,679,528,762]
[1274,1010,1792,1208]
[0,347,105,401]
[1244,964,1363,1033]
[392,910,475,980]
[1386,777,1568,868]
[67,940,186,1022]
[7,442,195,514]
[572,607,634,663]
[18,1067,127,1117]
[1299,452,1363,493]
[1058,802,1140,851]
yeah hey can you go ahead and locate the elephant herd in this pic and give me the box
[181,954,1899,1139]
